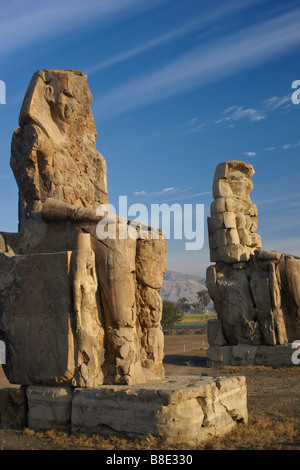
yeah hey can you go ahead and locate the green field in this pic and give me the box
[174,313,217,327]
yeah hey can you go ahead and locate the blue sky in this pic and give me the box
[0,0,300,277]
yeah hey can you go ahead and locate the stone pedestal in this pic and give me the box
[27,386,73,432]
[22,376,248,445]
[0,388,27,429]
[207,343,296,366]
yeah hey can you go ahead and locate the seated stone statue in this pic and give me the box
[0,69,166,387]
[206,160,300,347]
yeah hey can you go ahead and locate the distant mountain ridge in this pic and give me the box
[161,270,207,303]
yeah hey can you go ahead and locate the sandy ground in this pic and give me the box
[0,326,299,450]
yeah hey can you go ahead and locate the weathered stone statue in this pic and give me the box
[0,72,249,443]
[206,160,300,364]
[0,69,166,386]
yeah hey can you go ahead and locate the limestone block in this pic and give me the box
[238,228,251,246]
[213,178,233,199]
[207,216,214,235]
[206,346,233,364]
[208,233,217,251]
[227,228,239,245]
[231,344,258,365]
[210,198,226,214]
[226,197,250,214]
[236,212,246,229]
[250,233,262,248]
[223,211,236,229]
[27,386,73,432]
[249,203,258,217]
[257,250,282,261]
[218,244,250,263]
[211,212,224,230]
[249,216,258,233]
[136,236,167,289]
[207,319,225,346]
[255,344,295,366]
[71,376,248,444]
[0,388,27,429]
[215,228,227,247]
[232,262,246,269]
[0,251,76,386]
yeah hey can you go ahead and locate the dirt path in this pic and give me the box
[1,328,299,450]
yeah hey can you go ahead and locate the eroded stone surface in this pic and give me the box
[0,69,167,387]
[71,375,248,444]
[27,386,73,432]
[1,375,248,443]
[206,161,300,359]
[0,388,27,429]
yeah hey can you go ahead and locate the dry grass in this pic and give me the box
[203,417,298,450]
[1,410,296,451]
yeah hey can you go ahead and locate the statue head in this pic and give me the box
[19,69,96,147]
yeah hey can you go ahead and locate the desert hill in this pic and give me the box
[161,270,207,303]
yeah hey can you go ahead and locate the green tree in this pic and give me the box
[177,297,189,313]
[162,300,183,327]
[191,302,199,314]
[196,290,211,312]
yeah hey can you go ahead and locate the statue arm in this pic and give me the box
[41,198,101,223]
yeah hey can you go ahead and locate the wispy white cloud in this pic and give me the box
[244,151,257,157]
[95,6,300,118]
[163,187,175,192]
[131,186,212,204]
[245,140,300,156]
[217,105,266,124]
[133,186,177,199]
[87,0,262,74]
[282,141,300,150]
[0,0,163,56]
[134,190,146,196]
[265,94,292,110]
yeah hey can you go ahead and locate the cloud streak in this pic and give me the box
[87,0,262,75]
[216,105,266,124]
[95,6,300,119]
[0,0,162,56]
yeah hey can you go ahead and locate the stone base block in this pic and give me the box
[26,386,73,432]
[71,376,248,445]
[207,343,296,366]
[0,388,27,429]
[1,376,248,444]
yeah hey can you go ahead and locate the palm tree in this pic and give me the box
[196,290,211,312]
[191,302,199,314]
[177,297,189,313]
